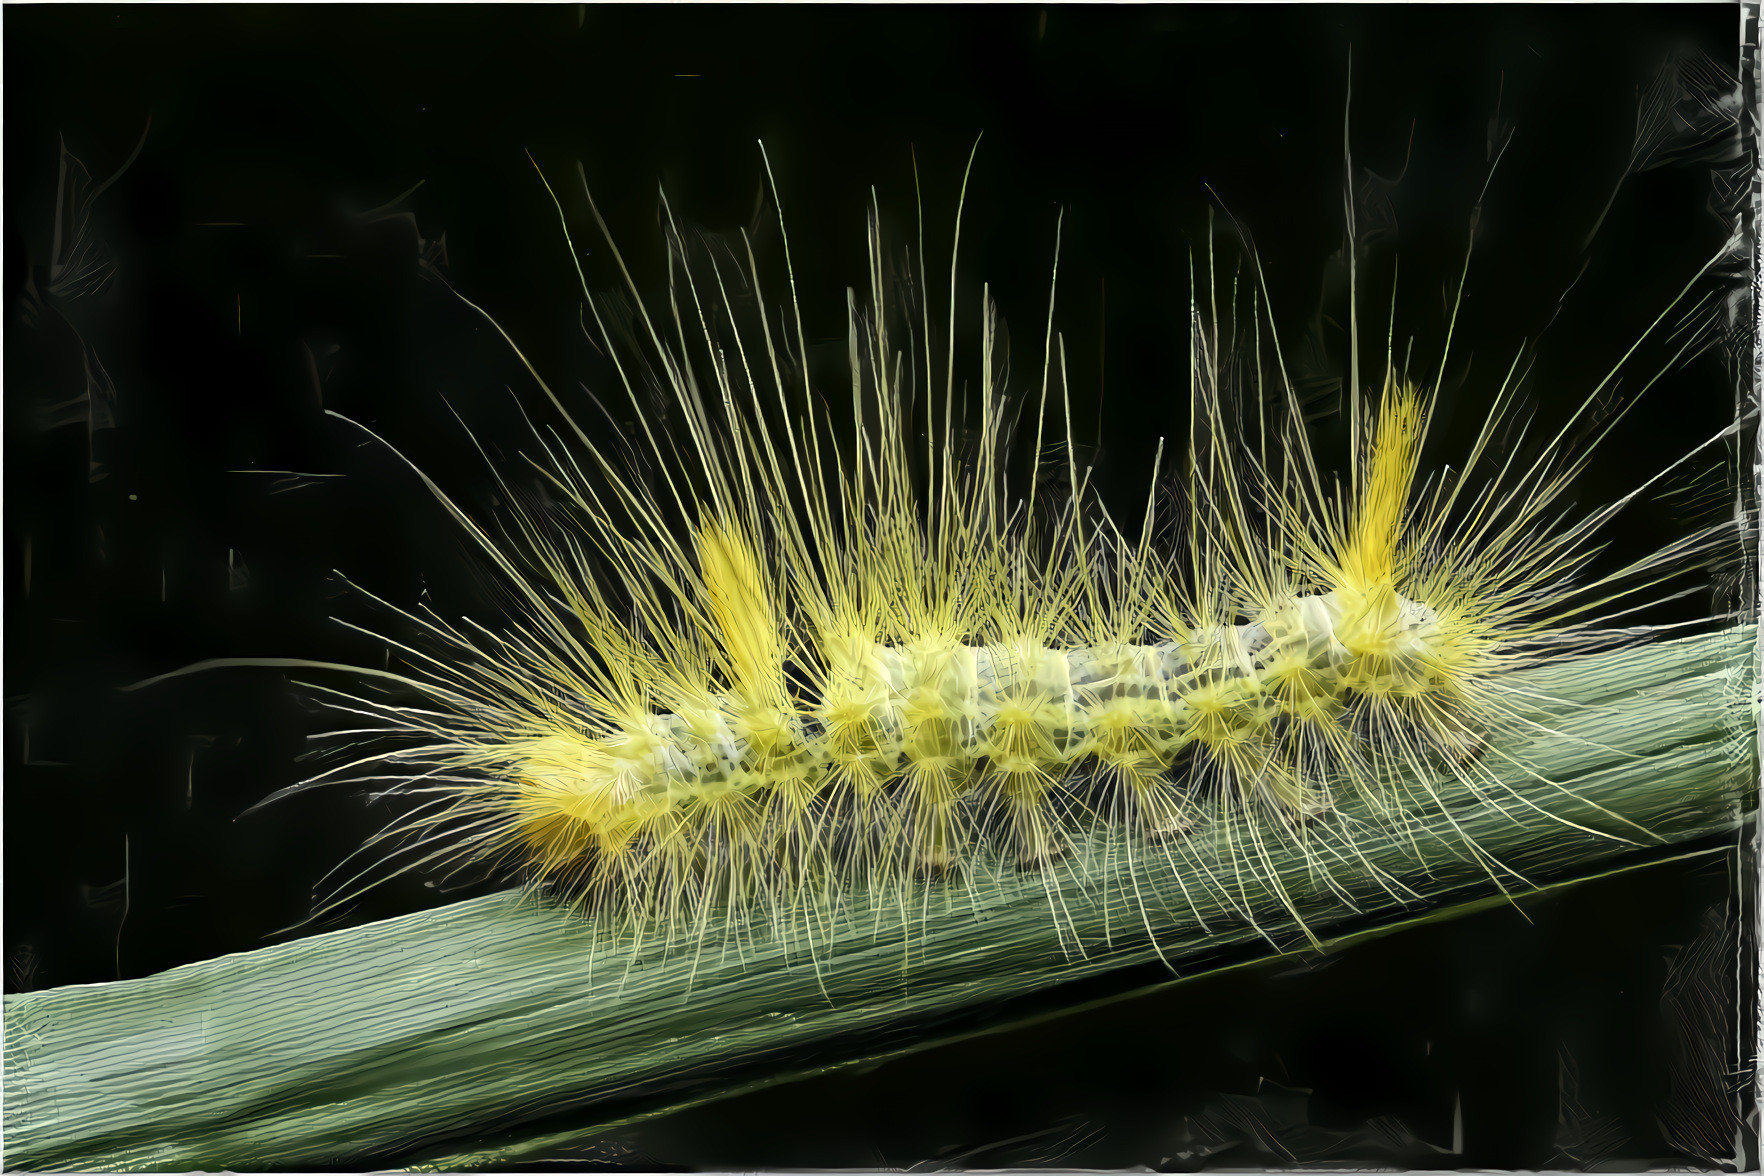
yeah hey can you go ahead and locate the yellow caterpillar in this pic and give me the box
[192,132,1728,955]
[107,97,1735,961]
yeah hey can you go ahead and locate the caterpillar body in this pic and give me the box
[219,136,1739,956]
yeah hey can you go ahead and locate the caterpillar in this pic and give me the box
[183,117,1740,961]
[88,43,1745,976]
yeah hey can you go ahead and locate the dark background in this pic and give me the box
[5,5,1756,1170]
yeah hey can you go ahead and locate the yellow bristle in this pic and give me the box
[1340,383,1424,592]
[695,518,785,702]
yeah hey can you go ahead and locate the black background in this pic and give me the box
[5,5,1756,1170]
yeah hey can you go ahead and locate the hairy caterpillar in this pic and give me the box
[150,111,1742,961]
[64,26,1743,981]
